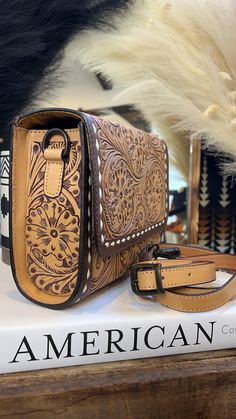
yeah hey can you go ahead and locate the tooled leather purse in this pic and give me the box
[10,108,236,311]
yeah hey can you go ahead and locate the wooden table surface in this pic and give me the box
[0,349,236,419]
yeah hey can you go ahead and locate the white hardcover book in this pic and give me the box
[0,254,235,374]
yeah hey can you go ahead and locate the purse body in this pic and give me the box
[10,109,168,308]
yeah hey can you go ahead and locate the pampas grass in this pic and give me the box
[74,0,236,176]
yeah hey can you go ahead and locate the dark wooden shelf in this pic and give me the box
[0,349,236,418]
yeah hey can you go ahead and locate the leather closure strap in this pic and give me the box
[42,127,70,198]
[131,244,236,312]
[44,148,64,198]
[137,259,216,290]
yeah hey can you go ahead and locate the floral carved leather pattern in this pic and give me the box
[11,109,169,308]
[82,232,161,300]
[25,136,81,296]
[87,115,168,258]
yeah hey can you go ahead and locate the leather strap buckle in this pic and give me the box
[130,263,165,296]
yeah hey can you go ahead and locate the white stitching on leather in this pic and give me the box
[165,150,168,212]
[83,284,88,293]
[84,174,92,293]
[92,121,168,249]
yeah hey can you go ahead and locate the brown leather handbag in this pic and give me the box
[10,108,236,311]
[10,108,169,309]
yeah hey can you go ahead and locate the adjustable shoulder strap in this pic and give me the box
[130,244,236,312]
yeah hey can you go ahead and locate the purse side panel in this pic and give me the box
[11,125,86,307]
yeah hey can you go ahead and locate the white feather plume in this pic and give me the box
[69,0,236,176]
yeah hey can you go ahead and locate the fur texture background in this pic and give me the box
[0,0,130,146]
[77,0,236,176]
[1,0,236,177]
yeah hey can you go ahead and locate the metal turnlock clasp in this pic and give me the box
[155,246,181,260]
[139,244,181,262]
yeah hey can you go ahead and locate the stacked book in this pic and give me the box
[0,254,235,374]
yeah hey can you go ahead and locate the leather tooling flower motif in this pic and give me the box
[128,131,149,174]
[26,200,79,263]
[145,167,165,220]
[25,140,82,297]
[107,162,135,231]
[28,248,77,295]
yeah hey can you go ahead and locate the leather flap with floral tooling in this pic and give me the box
[85,114,169,258]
